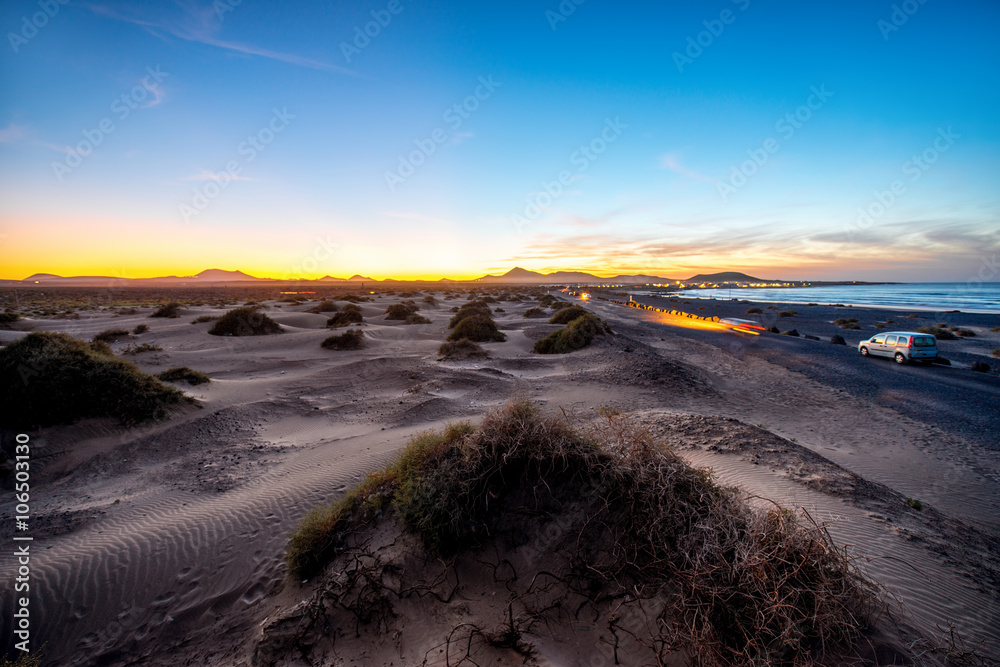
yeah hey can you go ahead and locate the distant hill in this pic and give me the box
[194,268,264,282]
[685,271,766,283]
[476,267,676,284]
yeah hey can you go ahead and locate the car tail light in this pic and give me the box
[907,338,912,348]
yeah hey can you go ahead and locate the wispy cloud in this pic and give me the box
[185,169,254,182]
[85,2,357,76]
[0,123,27,144]
[659,152,717,184]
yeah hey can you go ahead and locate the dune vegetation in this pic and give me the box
[286,400,881,666]
[327,303,364,328]
[534,313,611,354]
[438,338,488,360]
[157,366,211,385]
[150,302,183,318]
[321,329,365,350]
[0,332,187,427]
[208,307,283,336]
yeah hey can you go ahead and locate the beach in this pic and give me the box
[1,286,999,665]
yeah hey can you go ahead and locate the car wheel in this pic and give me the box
[860,347,869,357]
[895,352,906,364]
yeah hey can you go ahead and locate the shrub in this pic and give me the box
[746,307,762,314]
[385,301,420,320]
[307,300,339,313]
[150,302,182,318]
[322,329,365,350]
[208,307,283,336]
[549,305,589,325]
[328,304,363,328]
[917,326,956,340]
[778,310,797,318]
[0,332,185,427]
[992,349,1000,358]
[93,328,130,343]
[830,335,846,345]
[905,497,922,511]
[132,324,149,334]
[954,328,975,338]
[404,313,431,324]
[158,367,211,385]
[122,343,162,355]
[971,361,990,373]
[550,301,574,311]
[0,312,19,325]
[448,301,493,328]
[781,329,800,337]
[339,294,371,303]
[191,315,218,324]
[523,307,546,318]
[534,313,611,354]
[448,314,506,343]
[286,401,882,665]
[438,338,488,360]
[422,295,438,306]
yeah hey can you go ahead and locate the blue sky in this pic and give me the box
[1,0,998,280]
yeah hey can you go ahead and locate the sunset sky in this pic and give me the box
[1,0,998,281]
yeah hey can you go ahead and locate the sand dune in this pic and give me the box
[2,292,998,665]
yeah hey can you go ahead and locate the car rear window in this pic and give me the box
[913,336,936,347]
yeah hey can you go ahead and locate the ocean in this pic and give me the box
[674,282,1000,314]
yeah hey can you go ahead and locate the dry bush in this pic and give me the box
[405,313,431,324]
[287,401,883,666]
[322,329,365,350]
[448,300,493,328]
[385,301,419,320]
[158,366,211,385]
[132,324,149,334]
[523,307,546,318]
[917,326,956,340]
[150,302,182,318]
[208,307,282,336]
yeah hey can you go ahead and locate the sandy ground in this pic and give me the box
[1,290,999,665]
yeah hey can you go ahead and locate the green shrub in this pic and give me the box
[405,313,431,324]
[523,307,546,318]
[992,349,1000,358]
[448,301,492,328]
[422,295,438,306]
[150,302,182,318]
[438,338,488,360]
[158,366,211,385]
[132,324,149,334]
[191,315,218,324]
[954,328,975,338]
[549,305,589,324]
[906,497,922,511]
[321,329,365,350]
[778,310,797,318]
[746,307,762,314]
[447,314,506,343]
[0,332,185,427]
[209,307,282,336]
[0,312,19,325]
[534,314,611,354]
[385,301,419,320]
[93,328,130,343]
[328,303,363,328]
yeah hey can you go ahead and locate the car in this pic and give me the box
[858,331,938,364]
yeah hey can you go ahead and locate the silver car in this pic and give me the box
[858,331,939,364]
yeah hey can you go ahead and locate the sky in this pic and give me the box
[1,0,998,282]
